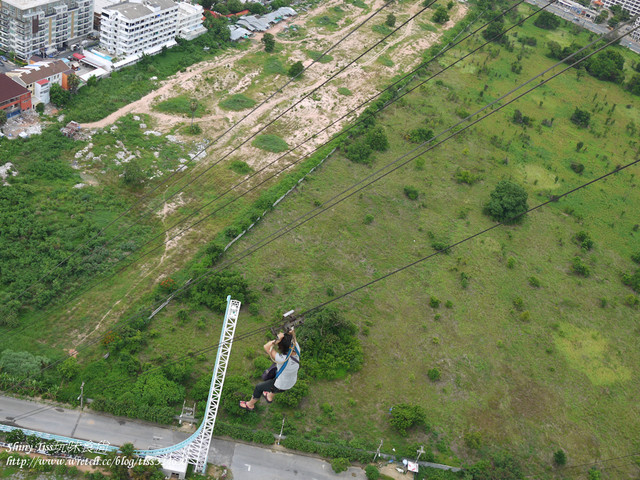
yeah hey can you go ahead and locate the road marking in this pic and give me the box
[244,464,251,472]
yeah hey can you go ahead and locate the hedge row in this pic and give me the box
[213,422,274,445]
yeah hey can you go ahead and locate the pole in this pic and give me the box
[79,381,85,409]
[416,445,425,463]
[373,440,383,462]
[277,416,285,445]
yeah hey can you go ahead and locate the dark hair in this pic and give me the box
[277,333,293,354]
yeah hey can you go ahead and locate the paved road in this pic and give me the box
[0,395,365,479]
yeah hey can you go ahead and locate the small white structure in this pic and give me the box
[177,2,208,40]
[146,456,188,480]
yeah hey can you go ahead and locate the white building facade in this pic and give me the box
[602,0,640,16]
[100,0,205,57]
[0,0,93,60]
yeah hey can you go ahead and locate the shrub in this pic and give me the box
[631,252,640,264]
[427,368,441,381]
[229,160,253,175]
[331,458,350,473]
[429,296,441,308]
[534,11,560,29]
[553,449,567,466]
[528,276,541,288]
[513,297,524,311]
[404,186,419,200]
[338,87,352,96]
[570,162,585,174]
[455,169,481,185]
[464,431,482,449]
[507,257,516,269]
[189,271,252,312]
[622,269,640,293]
[571,256,590,277]
[573,231,594,250]
[276,378,310,407]
[365,465,381,480]
[35,103,45,114]
[364,214,374,224]
[484,180,529,224]
[431,240,450,254]
[366,127,389,151]
[432,6,450,23]
[345,139,373,164]
[288,61,304,78]
[389,403,427,435]
[570,108,591,128]
[407,127,434,143]
[445,300,453,308]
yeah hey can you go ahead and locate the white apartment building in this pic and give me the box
[0,0,93,60]
[100,0,205,57]
[602,0,640,16]
[176,2,206,41]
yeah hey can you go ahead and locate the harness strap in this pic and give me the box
[275,343,300,378]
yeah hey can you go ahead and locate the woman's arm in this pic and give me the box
[264,339,277,360]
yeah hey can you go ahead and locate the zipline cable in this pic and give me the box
[5,22,636,400]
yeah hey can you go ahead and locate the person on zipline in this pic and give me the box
[240,328,300,411]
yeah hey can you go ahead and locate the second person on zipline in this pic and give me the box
[240,328,300,411]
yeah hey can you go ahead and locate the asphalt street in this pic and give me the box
[0,395,366,479]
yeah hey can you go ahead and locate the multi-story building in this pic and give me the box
[0,73,32,118]
[6,58,73,103]
[100,0,177,57]
[0,0,93,60]
[176,2,206,41]
[602,0,640,16]
[100,0,206,57]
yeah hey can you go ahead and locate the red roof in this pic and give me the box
[0,73,30,103]
[36,79,49,85]
[73,53,85,60]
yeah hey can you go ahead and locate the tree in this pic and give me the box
[0,349,49,377]
[87,75,98,88]
[227,0,243,13]
[49,82,70,107]
[0,109,7,128]
[432,6,450,24]
[386,13,396,27]
[262,32,275,53]
[35,102,45,114]
[570,107,590,128]
[482,18,505,42]
[586,49,625,83]
[553,449,567,466]
[288,60,304,78]
[546,40,562,59]
[627,74,640,96]
[534,11,560,30]
[594,12,607,24]
[484,180,529,224]
[67,73,80,93]
[246,1,265,14]
[366,126,389,151]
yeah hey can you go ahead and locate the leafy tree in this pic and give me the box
[132,372,184,407]
[570,107,590,128]
[189,270,251,312]
[534,11,560,29]
[386,13,396,27]
[482,18,505,42]
[227,0,243,13]
[67,73,81,93]
[262,33,275,53]
[246,1,265,14]
[484,180,529,224]
[594,12,607,24]
[622,269,640,293]
[0,109,7,127]
[366,126,389,151]
[35,102,45,114]
[49,82,70,107]
[407,127,433,143]
[546,40,562,59]
[86,75,98,87]
[432,6,450,24]
[296,307,363,379]
[345,139,373,164]
[389,403,427,435]
[586,49,625,83]
[288,60,304,78]
[58,357,80,381]
[6,429,26,444]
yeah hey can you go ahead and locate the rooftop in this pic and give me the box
[3,0,77,12]
[0,74,30,103]
[103,0,177,20]
[9,59,72,85]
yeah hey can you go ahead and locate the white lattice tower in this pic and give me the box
[137,296,241,473]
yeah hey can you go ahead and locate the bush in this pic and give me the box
[35,103,45,114]
[364,214,374,224]
[534,11,560,29]
[389,403,427,435]
[455,169,481,185]
[276,378,310,407]
[345,139,373,164]
[331,458,350,473]
[429,296,441,308]
[622,269,640,293]
[427,368,441,381]
[288,61,304,78]
[432,6,450,23]
[570,108,591,128]
[484,180,529,224]
[365,465,381,480]
[366,127,389,151]
[528,276,541,288]
[219,94,257,111]
[229,160,253,174]
[571,256,590,277]
[573,231,594,250]
[407,127,434,143]
[553,449,567,466]
[570,162,585,174]
[189,270,252,312]
[631,252,640,264]
[296,307,363,379]
[404,186,419,200]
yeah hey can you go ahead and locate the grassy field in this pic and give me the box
[3,2,640,477]
[202,7,640,477]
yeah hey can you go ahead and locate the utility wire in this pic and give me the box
[40,0,539,321]
[4,0,398,309]
[5,22,636,401]
[0,0,511,344]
